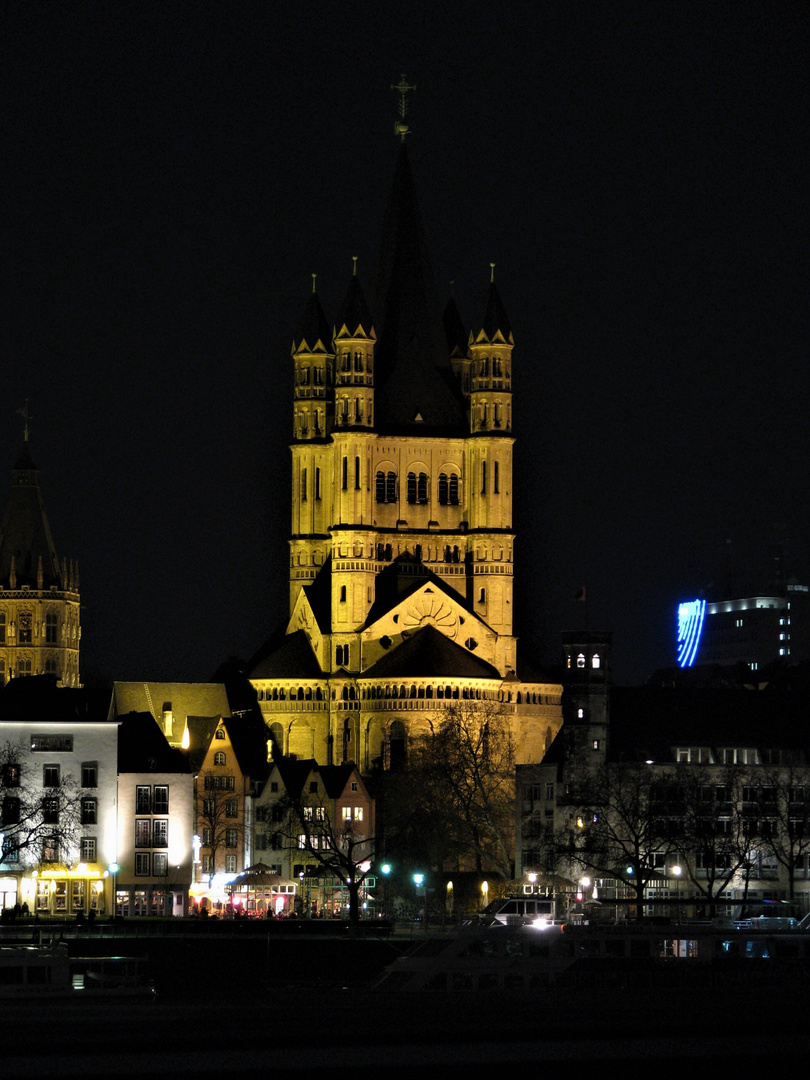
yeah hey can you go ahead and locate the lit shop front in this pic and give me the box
[30,866,107,916]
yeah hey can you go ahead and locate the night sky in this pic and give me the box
[3,3,807,687]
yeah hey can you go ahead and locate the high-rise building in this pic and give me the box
[249,101,561,770]
[0,440,81,686]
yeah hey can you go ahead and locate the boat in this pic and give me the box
[373,918,810,992]
[0,940,156,1000]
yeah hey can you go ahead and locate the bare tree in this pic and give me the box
[0,740,81,869]
[675,765,754,913]
[279,790,375,924]
[559,763,681,920]
[196,772,244,885]
[752,765,810,905]
[388,700,516,878]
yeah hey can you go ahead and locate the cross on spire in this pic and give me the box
[391,74,416,141]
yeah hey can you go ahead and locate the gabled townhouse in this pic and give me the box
[0,677,117,915]
[253,758,375,917]
[116,711,193,916]
[186,712,268,910]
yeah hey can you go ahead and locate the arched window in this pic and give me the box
[45,612,58,644]
[214,752,226,766]
[389,720,407,769]
[449,475,459,505]
[386,472,397,503]
[417,472,428,504]
[481,461,487,494]
[438,473,448,505]
[269,723,284,757]
[407,472,417,503]
[577,653,586,669]
[592,654,601,669]
[376,471,386,502]
[340,585,347,602]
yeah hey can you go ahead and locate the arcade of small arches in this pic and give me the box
[255,681,559,707]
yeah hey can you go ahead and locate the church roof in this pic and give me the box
[362,624,501,680]
[443,295,468,359]
[0,446,65,590]
[370,143,467,435]
[248,628,322,680]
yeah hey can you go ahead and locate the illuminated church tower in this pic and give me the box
[0,429,81,687]
[251,85,561,768]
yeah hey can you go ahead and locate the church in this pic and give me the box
[248,92,561,773]
[0,436,81,688]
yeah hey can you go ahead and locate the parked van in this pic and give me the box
[479,896,557,927]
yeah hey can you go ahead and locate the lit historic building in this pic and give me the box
[0,441,81,687]
[249,96,561,772]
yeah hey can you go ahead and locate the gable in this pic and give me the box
[361,579,497,673]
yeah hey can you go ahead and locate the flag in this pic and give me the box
[573,585,587,602]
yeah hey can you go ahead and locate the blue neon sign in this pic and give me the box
[677,599,705,667]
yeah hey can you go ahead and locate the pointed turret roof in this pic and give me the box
[370,143,467,434]
[443,295,468,359]
[293,288,332,353]
[335,272,375,337]
[472,279,513,344]
[0,445,64,589]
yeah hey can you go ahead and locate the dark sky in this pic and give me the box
[2,2,807,687]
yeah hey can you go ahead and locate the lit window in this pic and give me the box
[225,855,237,873]
[214,751,226,766]
[153,853,168,877]
[592,654,601,669]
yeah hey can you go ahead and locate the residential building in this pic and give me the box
[518,633,810,918]
[253,758,374,917]
[0,678,116,914]
[186,712,267,910]
[115,710,193,916]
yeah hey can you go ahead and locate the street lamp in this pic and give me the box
[672,864,682,923]
[108,863,119,919]
[380,863,391,920]
[413,873,427,928]
[481,879,489,912]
